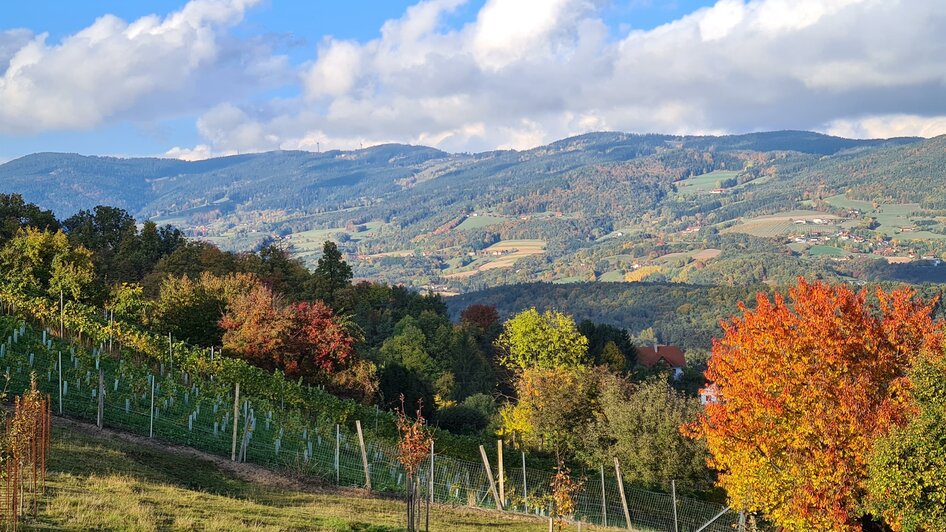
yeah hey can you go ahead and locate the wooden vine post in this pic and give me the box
[355,420,371,491]
[479,445,504,511]
[231,383,240,461]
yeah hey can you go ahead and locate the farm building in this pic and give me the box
[636,344,686,379]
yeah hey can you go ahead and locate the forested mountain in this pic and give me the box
[2,130,942,296]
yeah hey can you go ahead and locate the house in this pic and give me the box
[700,384,719,406]
[636,344,686,379]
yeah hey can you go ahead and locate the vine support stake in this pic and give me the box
[231,382,240,461]
[672,479,679,532]
[57,351,62,415]
[335,424,340,484]
[97,368,104,429]
[149,374,155,438]
[428,440,435,506]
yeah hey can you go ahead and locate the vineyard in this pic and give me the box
[0,294,738,531]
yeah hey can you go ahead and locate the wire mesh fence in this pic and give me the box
[0,316,741,531]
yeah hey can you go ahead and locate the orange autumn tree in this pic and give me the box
[689,279,942,531]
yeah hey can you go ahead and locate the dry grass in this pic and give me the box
[25,423,613,531]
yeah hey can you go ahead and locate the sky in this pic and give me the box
[2,0,945,161]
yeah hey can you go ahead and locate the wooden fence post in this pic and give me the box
[429,440,435,505]
[614,457,632,530]
[479,445,504,511]
[600,464,607,527]
[335,423,340,484]
[96,368,104,429]
[672,479,679,532]
[231,383,240,461]
[521,451,528,503]
[355,420,371,491]
[497,440,505,505]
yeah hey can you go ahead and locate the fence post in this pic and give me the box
[57,351,62,415]
[97,367,104,429]
[497,440,505,505]
[429,440,435,505]
[479,445,504,511]
[149,374,155,438]
[59,291,63,337]
[672,479,679,532]
[521,451,528,504]
[600,464,607,527]
[335,424,340,484]
[355,420,371,491]
[231,383,240,460]
[614,457,631,530]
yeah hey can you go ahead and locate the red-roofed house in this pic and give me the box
[636,344,686,379]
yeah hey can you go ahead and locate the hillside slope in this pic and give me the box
[35,418,558,531]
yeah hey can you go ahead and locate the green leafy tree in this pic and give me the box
[585,376,713,493]
[867,353,946,531]
[0,228,94,301]
[0,193,59,245]
[496,308,589,369]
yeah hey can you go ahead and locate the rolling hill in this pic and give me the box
[2,130,942,294]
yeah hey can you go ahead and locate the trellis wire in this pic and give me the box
[0,316,738,531]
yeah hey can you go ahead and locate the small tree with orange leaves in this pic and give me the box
[687,279,942,531]
[550,461,584,531]
[3,375,51,530]
[395,394,433,532]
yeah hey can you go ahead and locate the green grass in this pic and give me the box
[454,215,506,231]
[808,245,846,257]
[29,423,582,531]
[675,171,739,194]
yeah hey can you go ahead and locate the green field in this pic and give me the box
[454,214,506,231]
[823,194,946,240]
[288,222,385,256]
[33,421,575,532]
[723,211,840,237]
[808,245,847,257]
[675,171,740,194]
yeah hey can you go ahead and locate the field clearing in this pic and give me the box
[288,221,384,252]
[808,245,847,257]
[692,248,722,260]
[675,170,740,194]
[886,256,915,264]
[454,214,506,231]
[442,269,479,279]
[364,249,415,258]
[723,211,840,237]
[484,239,546,253]
[598,270,625,282]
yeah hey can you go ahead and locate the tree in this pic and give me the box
[63,206,136,282]
[688,279,942,531]
[460,304,500,334]
[867,352,946,531]
[0,228,94,301]
[219,284,291,370]
[500,366,598,456]
[282,300,356,380]
[586,376,713,493]
[0,194,59,245]
[495,308,589,370]
[310,241,353,300]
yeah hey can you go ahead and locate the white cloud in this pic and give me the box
[0,0,288,134]
[825,114,946,139]
[182,0,946,156]
[6,0,946,156]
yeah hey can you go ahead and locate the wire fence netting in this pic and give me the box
[0,317,740,531]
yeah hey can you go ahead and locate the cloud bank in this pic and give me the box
[3,0,946,157]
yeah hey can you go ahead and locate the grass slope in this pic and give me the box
[30,419,604,531]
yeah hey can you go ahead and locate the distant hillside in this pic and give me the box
[5,130,945,293]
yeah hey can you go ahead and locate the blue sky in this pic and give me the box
[1,0,944,160]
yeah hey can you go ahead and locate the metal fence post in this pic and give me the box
[672,479,679,532]
[335,423,340,485]
[149,374,156,438]
[600,464,607,527]
[230,383,240,460]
